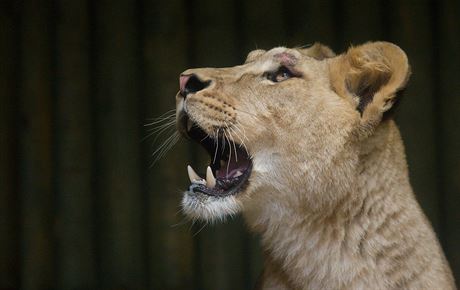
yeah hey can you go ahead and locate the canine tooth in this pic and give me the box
[187,165,202,182]
[206,166,216,188]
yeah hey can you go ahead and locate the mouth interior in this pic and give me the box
[185,119,252,196]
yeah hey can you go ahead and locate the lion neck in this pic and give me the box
[245,120,414,288]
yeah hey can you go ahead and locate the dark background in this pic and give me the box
[1,0,459,289]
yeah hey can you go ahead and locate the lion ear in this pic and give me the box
[330,41,410,126]
[300,43,336,60]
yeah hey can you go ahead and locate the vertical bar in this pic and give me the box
[184,2,203,289]
[19,0,55,289]
[0,1,20,288]
[341,0,383,46]
[191,1,250,289]
[240,1,303,288]
[386,0,440,230]
[241,0,285,52]
[234,1,265,282]
[54,0,96,288]
[282,0,339,51]
[437,0,460,282]
[141,0,194,289]
[307,0,340,49]
[92,0,146,288]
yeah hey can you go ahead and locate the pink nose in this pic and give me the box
[178,74,211,98]
[179,74,191,94]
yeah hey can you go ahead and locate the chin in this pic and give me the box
[181,190,242,222]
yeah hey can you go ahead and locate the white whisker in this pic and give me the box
[150,130,180,166]
[213,128,220,164]
[224,130,232,175]
[200,135,210,142]
[193,221,208,237]
[229,125,250,157]
[142,121,176,142]
[234,108,258,118]
[221,128,226,154]
[233,121,250,144]
[146,119,176,134]
[225,124,239,163]
[145,109,175,121]
[144,114,176,126]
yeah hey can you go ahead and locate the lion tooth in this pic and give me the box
[187,165,205,184]
[206,166,216,188]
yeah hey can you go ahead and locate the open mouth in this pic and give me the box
[181,116,252,197]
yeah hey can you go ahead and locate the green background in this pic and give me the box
[1,0,459,289]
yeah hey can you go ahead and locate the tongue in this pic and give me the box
[216,155,250,179]
[217,168,242,178]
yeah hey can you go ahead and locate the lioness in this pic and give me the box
[175,41,456,289]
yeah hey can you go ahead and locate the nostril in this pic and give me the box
[180,74,211,97]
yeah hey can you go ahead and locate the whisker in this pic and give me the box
[144,114,176,126]
[156,134,180,163]
[151,132,177,158]
[151,135,174,160]
[224,130,231,175]
[213,128,220,164]
[228,130,238,162]
[144,118,176,131]
[146,119,176,133]
[200,135,210,142]
[233,122,250,144]
[230,124,250,156]
[145,109,176,121]
[193,221,208,237]
[235,108,262,121]
[230,128,247,155]
[187,218,198,232]
[142,121,176,142]
[236,121,249,140]
[163,133,180,154]
[225,124,238,163]
[221,128,226,154]
[151,124,176,144]
[247,85,266,108]
[170,218,189,228]
[151,131,180,166]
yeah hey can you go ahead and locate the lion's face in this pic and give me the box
[176,42,410,222]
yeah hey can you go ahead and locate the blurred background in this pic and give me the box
[1,0,459,289]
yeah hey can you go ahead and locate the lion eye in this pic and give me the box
[265,66,294,83]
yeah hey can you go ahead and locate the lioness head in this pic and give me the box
[176,41,410,222]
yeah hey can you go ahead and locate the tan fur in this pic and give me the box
[176,42,456,289]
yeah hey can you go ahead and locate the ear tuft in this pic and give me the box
[300,43,336,60]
